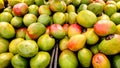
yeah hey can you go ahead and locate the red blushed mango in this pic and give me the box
[27,23,46,40]
[94,20,116,36]
[92,53,111,68]
[68,24,82,37]
[50,24,66,39]
[13,3,28,16]
[16,28,27,38]
[62,24,69,35]
[68,34,86,51]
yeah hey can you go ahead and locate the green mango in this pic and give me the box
[37,34,55,51]
[98,34,120,55]
[0,37,9,54]
[0,53,14,68]
[68,12,77,24]
[87,2,104,15]
[11,54,28,68]
[77,4,87,13]
[53,12,66,25]
[67,4,75,13]
[59,49,78,68]
[9,38,24,54]
[78,48,92,68]
[112,54,120,68]
[83,28,99,45]
[37,14,51,26]
[38,5,51,15]
[72,0,81,6]
[90,44,99,54]
[59,36,69,51]
[104,4,117,16]
[0,22,15,39]
[49,0,66,12]
[30,51,50,68]
[28,4,39,16]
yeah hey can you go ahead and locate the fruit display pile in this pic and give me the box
[1,0,120,68]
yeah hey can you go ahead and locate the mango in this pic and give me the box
[68,24,82,37]
[0,53,14,68]
[50,24,66,39]
[77,10,97,28]
[83,28,99,45]
[13,3,28,16]
[53,12,66,25]
[78,48,92,67]
[67,34,86,51]
[94,20,117,36]
[27,23,46,40]
[0,37,9,54]
[30,51,50,68]
[37,34,55,51]
[98,34,120,55]
[92,53,111,68]
[11,54,28,68]
[9,38,24,54]
[0,22,15,39]
[59,49,78,68]
[17,40,38,58]
[59,36,69,51]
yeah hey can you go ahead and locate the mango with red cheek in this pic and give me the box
[68,24,82,38]
[62,24,69,35]
[67,34,86,51]
[16,28,27,39]
[92,53,111,68]
[50,24,66,39]
[26,23,46,40]
[13,3,28,16]
[94,20,117,36]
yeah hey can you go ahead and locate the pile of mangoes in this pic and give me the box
[1,0,120,68]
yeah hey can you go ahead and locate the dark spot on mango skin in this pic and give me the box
[105,34,114,40]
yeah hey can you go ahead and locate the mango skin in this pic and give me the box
[98,34,120,55]
[67,34,86,51]
[92,53,111,68]
[59,49,78,68]
[94,20,117,36]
